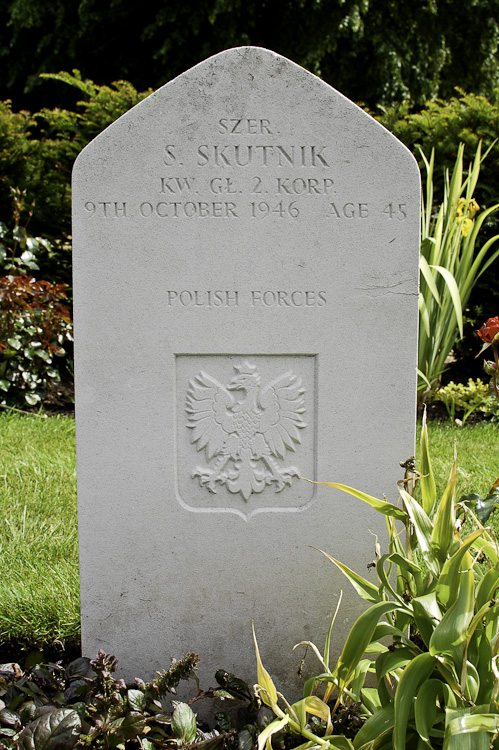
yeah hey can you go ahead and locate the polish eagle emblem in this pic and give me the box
[185,361,307,501]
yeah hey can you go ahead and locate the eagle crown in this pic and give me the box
[227,362,261,392]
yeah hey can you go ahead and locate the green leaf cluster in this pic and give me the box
[378,90,499,208]
[0,203,73,407]
[0,650,253,750]
[254,414,499,748]
[433,378,499,424]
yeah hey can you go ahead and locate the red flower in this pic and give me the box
[477,316,499,343]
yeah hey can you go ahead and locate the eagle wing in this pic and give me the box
[185,371,235,460]
[257,371,306,458]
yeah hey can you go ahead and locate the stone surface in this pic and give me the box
[72,47,420,696]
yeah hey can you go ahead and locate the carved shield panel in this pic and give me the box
[176,354,316,519]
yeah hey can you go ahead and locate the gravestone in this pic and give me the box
[72,47,420,696]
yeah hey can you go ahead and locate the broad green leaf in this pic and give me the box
[252,621,278,707]
[302,676,317,698]
[436,529,484,610]
[351,659,371,702]
[429,265,463,339]
[417,366,432,390]
[371,622,409,643]
[376,554,411,609]
[281,742,315,750]
[34,349,52,362]
[476,633,495,704]
[127,689,145,712]
[419,293,432,339]
[475,568,499,612]
[290,695,331,731]
[361,687,382,713]
[420,254,441,305]
[256,716,288,750]
[25,392,41,406]
[303,479,407,522]
[314,549,380,603]
[388,552,422,577]
[465,602,495,646]
[278,742,314,750]
[393,652,436,750]
[462,660,479,703]
[17,708,81,750]
[292,697,307,730]
[112,711,147,739]
[322,737,355,750]
[474,491,499,524]
[444,707,495,750]
[470,537,499,566]
[415,679,455,743]
[430,554,474,661]
[447,144,464,211]
[399,490,438,574]
[171,702,196,743]
[335,602,401,693]
[353,705,394,750]
[376,647,414,681]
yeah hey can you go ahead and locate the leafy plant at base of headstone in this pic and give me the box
[0,651,257,750]
[252,621,359,750]
[418,142,499,403]
[253,413,499,749]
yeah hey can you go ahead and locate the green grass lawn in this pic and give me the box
[0,412,498,653]
[0,413,79,652]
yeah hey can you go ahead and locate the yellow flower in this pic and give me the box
[455,197,480,220]
[461,217,473,236]
[468,198,480,218]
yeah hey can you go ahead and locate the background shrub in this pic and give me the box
[377,89,499,207]
[0,274,72,406]
[0,72,150,285]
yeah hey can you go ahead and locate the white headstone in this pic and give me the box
[73,47,420,696]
